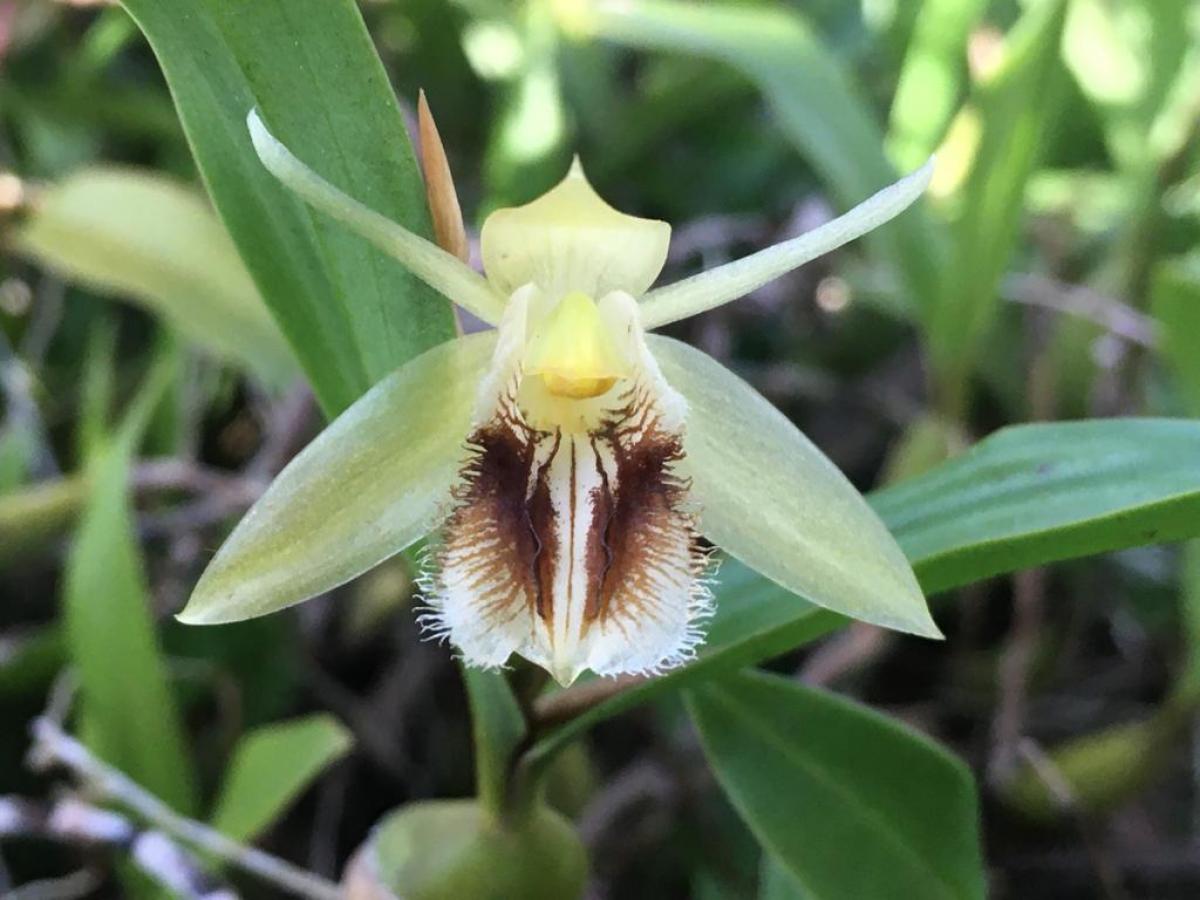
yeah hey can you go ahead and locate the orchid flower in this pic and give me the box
[179,108,939,686]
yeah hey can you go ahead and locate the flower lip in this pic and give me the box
[480,158,672,300]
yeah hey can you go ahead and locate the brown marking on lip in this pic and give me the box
[529,430,561,625]
[437,378,703,667]
[440,397,552,631]
[586,383,701,633]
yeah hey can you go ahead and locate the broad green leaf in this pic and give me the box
[63,444,196,814]
[650,335,936,637]
[210,714,352,842]
[526,418,1200,766]
[926,0,1068,413]
[759,855,807,900]
[463,667,526,818]
[1152,256,1200,416]
[686,670,984,899]
[15,168,295,386]
[561,0,942,315]
[180,333,496,625]
[873,418,1200,594]
[120,0,456,415]
[885,0,987,171]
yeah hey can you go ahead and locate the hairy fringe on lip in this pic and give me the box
[417,377,717,681]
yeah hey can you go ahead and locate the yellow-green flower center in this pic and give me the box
[524,291,627,398]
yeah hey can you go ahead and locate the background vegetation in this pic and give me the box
[1,0,1199,897]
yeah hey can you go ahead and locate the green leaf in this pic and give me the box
[1061,0,1190,172]
[120,0,457,414]
[873,418,1200,594]
[180,333,496,625]
[526,418,1200,764]
[885,0,987,171]
[759,855,808,900]
[926,0,1069,413]
[1151,256,1200,416]
[686,670,984,899]
[209,714,352,842]
[15,168,296,386]
[562,0,942,315]
[63,444,196,814]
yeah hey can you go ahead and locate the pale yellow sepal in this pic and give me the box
[179,332,498,625]
[525,291,628,398]
[649,334,939,639]
[481,158,671,300]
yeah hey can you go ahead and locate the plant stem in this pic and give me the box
[29,718,341,900]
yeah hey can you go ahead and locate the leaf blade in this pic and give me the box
[120,0,457,414]
[16,168,296,386]
[874,418,1200,594]
[63,446,196,814]
[210,714,352,843]
[687,671,984,900]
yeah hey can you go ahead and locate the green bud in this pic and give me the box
[1000,716,1176,821]
[343,800,587,900]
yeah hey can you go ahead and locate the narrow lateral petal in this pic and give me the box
[247,109,506,325]
[648,335,938,638]
[640,159,935,329]
[180,333,497,624]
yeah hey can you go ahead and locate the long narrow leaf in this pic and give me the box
[925,0,1069,412]
[885,0,987,170]
[210,714,352,843]
[15,168,296,386]
[120,0,457,414]
[63,445,196,814]
[687,671,984,900]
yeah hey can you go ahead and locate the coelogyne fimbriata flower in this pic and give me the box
[180,107,940,685]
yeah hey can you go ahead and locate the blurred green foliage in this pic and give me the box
[1,0,1199,897]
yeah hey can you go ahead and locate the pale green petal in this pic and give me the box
[481,159,671,299]
[648,335,938,637]
[180,332,497,624]
[247,110,507,326]
[640,159,935,329]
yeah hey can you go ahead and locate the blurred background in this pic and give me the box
[1,0,1199,897]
